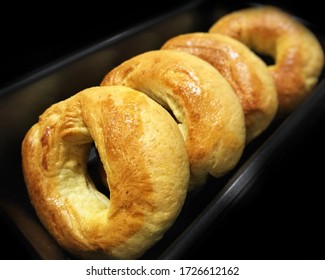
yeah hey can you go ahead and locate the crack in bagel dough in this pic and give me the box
[21,85,190,259]
[209,5,324,117]
[101,50,246,188]
[161,32,278,143]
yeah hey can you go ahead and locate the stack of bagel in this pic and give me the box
[21,5,324,259]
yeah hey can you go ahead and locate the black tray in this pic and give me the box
[1,0,325,260]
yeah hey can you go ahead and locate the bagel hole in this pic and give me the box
[255,52,275,66]
[87,145,110,199]
[166,108,181,124]
[164,107,188,139]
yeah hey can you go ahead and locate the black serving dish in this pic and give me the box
[1,0,325,260]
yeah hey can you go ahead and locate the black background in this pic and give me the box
[1,0,324,89]
[1,0,325,260]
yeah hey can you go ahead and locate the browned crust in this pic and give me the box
[101,50,246,188]
[209,5,324,116]
[21,85,189,259]
[161,32,278,142]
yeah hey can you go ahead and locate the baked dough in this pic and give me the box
[101,49,246,188]
[209,5,324,116]
[21,85,189,259]
[161,32,278,143]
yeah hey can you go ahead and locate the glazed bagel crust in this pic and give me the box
[101,50,246,188]
[161,32,278,143]
[209,5,324,116]
[21,86,189,259]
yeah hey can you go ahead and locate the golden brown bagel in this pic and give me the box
[209,5,324,116]
[161,32,278,143]
[101,49,246,188]
[21,85,190,260]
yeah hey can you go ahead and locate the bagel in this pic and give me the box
[209,5,324,116]
[101,49,246,188]
[21,85,190,259]
[161,32,278,143]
